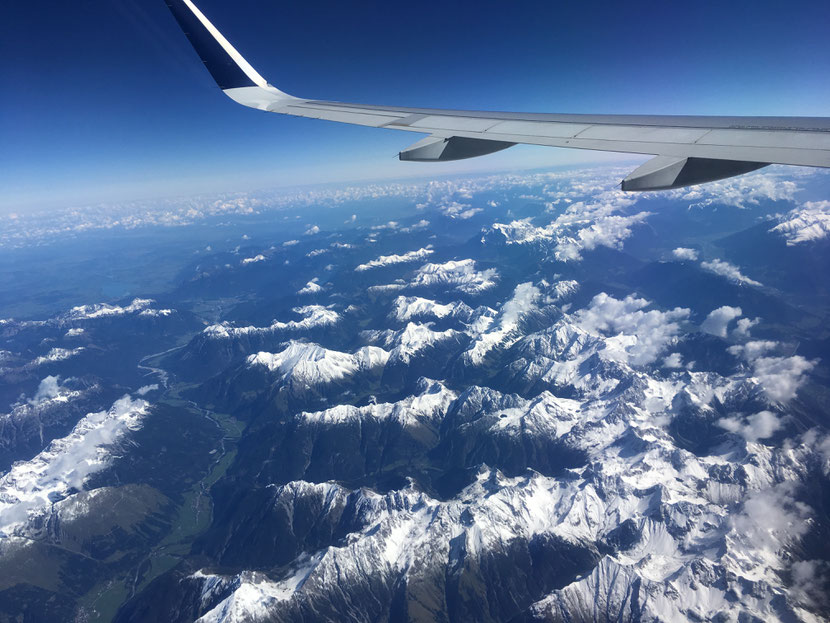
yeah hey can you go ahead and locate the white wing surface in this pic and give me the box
[163,0,830,190]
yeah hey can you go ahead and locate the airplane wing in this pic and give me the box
[163,0,830,191]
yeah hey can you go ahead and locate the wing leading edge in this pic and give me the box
[162,0,830,191]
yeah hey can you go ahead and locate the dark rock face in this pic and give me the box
[122,480,601,623]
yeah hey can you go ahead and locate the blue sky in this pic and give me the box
[2,0,828,213]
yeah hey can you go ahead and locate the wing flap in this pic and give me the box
[696,129,830,150]
[486,120,592,138]
[574,126,711,143]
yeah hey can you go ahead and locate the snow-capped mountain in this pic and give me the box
[4,165,830,622]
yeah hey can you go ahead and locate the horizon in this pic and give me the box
[2,0,828,212]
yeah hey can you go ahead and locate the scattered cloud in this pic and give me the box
[438,201,482,220]
[241,254,266,265]
[730,481,810,554]
[488,184,650,262]
[789,559,830,610]
[672,247,699,261]
[30,376,62,404]
[728,340,815,403]
[751,355,815,403]
[136,384,159,396]
[573,293,690,366]
[728,340,778,361]
[674,169,799,209]
[304,225,320,235]
[733,317,760,338]
[701,306,743,338]
[718,410,782,442]
[401,219,430,233]
[371,221,399,231]
[701,259,762,287]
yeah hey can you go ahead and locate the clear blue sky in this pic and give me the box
[2,0,828,212]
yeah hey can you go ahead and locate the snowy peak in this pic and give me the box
[390,295,475,324]
[247,342,389,387]
[203,305,339,340]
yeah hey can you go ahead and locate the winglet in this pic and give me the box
[164,0,295,103]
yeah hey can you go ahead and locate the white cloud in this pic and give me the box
[728,340,815,403]
[717,410,782,442]
[401,219,430,233]
[674,169,799,209]
[136,384,159,396]
[733,317,759,338]
[30,376,62,404]
[283,240,300,247]
[304,225,320,235]
[488,186,650,262]
[701,259,762,287]
[370,221,399,231]
[790,559,830,610]
[573,293,690,366]
[438,201,482,220]
[751,355,815,403]
[701,306,743,338]
[355,247,434,272]
[730,481,810,555]
[572,212,651,255]
[770,200,830,245]
[672,247,699,261]
[64,328,85,338]
[241,254,266,265]
[728,340,778,361]
[663,353,683,368]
